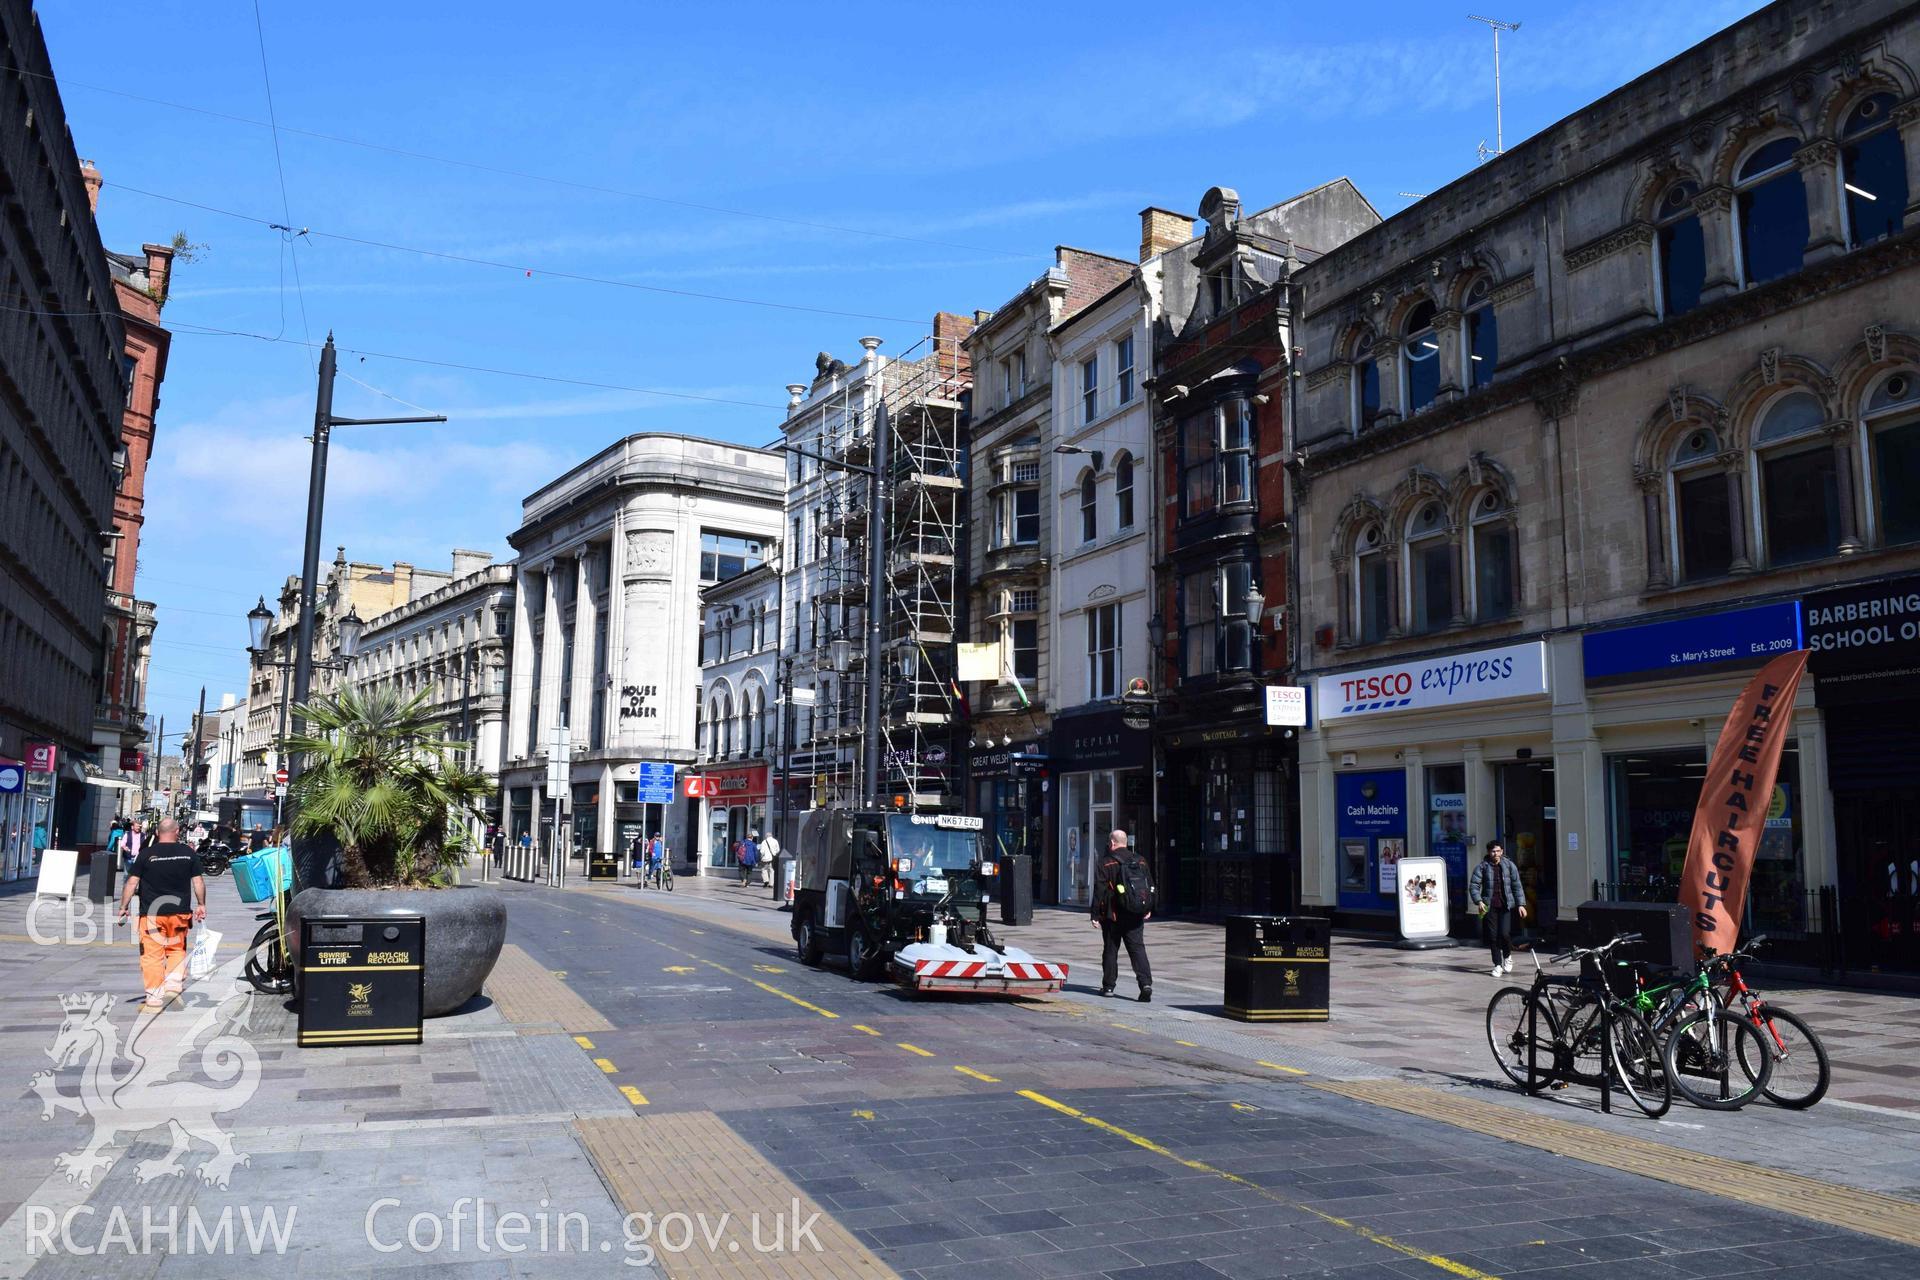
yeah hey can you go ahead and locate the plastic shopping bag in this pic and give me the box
[187,926,222,981]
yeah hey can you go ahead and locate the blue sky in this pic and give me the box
[43,0,1768,752]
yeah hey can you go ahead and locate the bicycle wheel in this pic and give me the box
[1551,989,1607,1085]
[1605,1009,1672,1118]
[1663,1008,1772,1110]
[243,921,292,995]
[1738,1005,1830,1109]
[1486,986,1560,1093]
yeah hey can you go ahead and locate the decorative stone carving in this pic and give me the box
[1535,383,1580,420]
[624,529,673,579]
[1305,362,1348,392]
[1759,347,1781,385]
[1633,467,1662,493]
[1690,124,1714,152]
[1692,185,1735,215]
[1795,139,1840,171]
[1893,100,1920,130]
[1564,223,1654,273]
[1488,274,1535,305]
[1669,385,1689,422]
[1867,323,1888,364]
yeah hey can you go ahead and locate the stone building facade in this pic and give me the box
[962,248,1130,904]
[1290,0,1920,966]
[347,552,515,839]
[692,561,781,871]
[501,434,783,866]
[0,0,129,870]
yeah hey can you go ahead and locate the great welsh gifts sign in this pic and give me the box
[1316,641,1549,723]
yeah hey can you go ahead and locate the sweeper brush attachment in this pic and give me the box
[892,938,1068,996]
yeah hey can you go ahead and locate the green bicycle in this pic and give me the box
[1622,953,1775,1111]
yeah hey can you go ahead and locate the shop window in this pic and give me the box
[1866,370,1920,545]
[1425,763,1469,898]
[1401,301,1440,416]
[1464,278,1498,389]
[1406,503,1453,633]
[1754,391,1840,564]
[1670,425,1733,580]
[1469,490,1515,619]
[1356,524,1391,643]
[1087,601,1120,700]
[1114,453,1135,529]
[1180,566,1218,679]
[1735,137,1809,288]
[1841,93,1907,248]
[1655,180,1706,318]
[1080,470,1098,544]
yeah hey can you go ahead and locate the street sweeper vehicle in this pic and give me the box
[790,807,1067,995]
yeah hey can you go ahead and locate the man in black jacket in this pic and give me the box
[1468,841,1528,976]
[1090,829,1153,1002]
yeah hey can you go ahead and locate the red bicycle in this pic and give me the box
[1707,935,1831,1109]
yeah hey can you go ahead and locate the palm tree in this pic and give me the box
[285,686,494,888]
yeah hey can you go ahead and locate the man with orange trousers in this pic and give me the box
[116,817,207,1010]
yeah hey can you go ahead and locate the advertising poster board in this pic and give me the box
[35,849,79,899]
[1396,856,1451,942]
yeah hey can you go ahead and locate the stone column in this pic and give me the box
[1332,555,1353,645]
[618,526,675,750]
[1693,186,1740,301]
[1403,747,1426,859]
[540,558,566,745]
[1447,531,1466,625]
[1635,469,1670,589]
[507,564,540,759]
[1462,739,1490,855]
[1718,452,1753,573]
[1432,309,1465,403]
[1896,102,1920,225]
[571,547,597,748]
[1370,338,1403,427]
[1825,422,1864,554]
[1796,140,1846,264]
[1383,540,1403,637]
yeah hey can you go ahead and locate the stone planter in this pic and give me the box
[290,885,506,1017]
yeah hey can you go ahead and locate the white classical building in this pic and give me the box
[501,434,784,867]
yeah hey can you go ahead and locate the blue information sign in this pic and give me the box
[1582,601,1802,683]
[635,762,677,804]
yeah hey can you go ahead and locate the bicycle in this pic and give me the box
[1707,934,1830,1109]
[1623,953,1774,1111]
[242,892,294,996]
[640,859,673,891]
[1485,932,1671,1118]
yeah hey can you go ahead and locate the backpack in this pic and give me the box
[1110,850,1155,916]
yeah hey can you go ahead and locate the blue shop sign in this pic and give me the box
[1582,601,1802,684]
[1336,770,1407,911]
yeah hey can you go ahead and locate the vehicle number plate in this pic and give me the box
[921,877,949,893]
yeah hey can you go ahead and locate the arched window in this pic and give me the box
[1351,331,1381,433]
[1468,490,1515,619]
[1842,93,1907,247]
[1080,470,1098,544]
[1355,524,1391,643]
[1754,391,1839,564]
[1464,278,1498,389]
[1865,370,1920,545]
[1114,454,1135,529]
[1402,302,1440,416]
[1735,137,1809,287]
[1670,425,1732,580]
[696,700,710,758]
[1406,502,1454,633]
[1655,180,1706,318]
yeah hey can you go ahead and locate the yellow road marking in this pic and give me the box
[895,1042,936,1058]
[742,977,838,1018]
[688,928,706,934]
[573,1035,595,1049]
[1258,1060,1309,1075]
[551,970,567,978]
[1175,1039,1199,1047]
[851,1109,876,1120]
[1108,1022,1148,1034]
[618,1085,648,1106]
[954,1065,1001,1082]
[753,963,785,973]
[850,1024,882,1036]
[1230,1102,1259,1113]
[1016,1089,1495,1280]
[663,965,695,974]
[593,1057,617,1074]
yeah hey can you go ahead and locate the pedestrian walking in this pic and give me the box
[757,829,778,887]
[120,818,145,873]
[1090,828,1153,1002]
[1468,841,1528,976]
[736,833,759,886]
[115,817,206,1011]
[647,832,666,886]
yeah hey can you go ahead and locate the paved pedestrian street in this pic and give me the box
[5,872,1918,1278]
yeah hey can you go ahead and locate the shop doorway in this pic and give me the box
[1496,760,1557,922]
[1059,772,1118,909]
[1834,789,1920,973]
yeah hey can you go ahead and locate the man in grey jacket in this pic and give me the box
[1468,842,1528,976]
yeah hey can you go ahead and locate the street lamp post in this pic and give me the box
[251,594,362,832]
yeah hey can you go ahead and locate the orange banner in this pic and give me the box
[1679,649,1809,959]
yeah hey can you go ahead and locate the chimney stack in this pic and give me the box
[1138,207,1195,263]
[79,159,102,213]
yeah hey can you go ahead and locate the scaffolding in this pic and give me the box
[815,329,969,811]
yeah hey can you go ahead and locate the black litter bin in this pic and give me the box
[588,850,620,882]
[1225,915,1330,1022]
[1576,901,1692,970]
[86,851,116,903]
[998,853,1034,926]
[298,916,425,1048]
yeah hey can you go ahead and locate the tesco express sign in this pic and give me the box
[1316,641,1549,723]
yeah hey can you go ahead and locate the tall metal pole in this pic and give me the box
[291,334,338,745]
[860,339,889,808]
[1468,15,1520,157]
[778,655,793,849]
[186,685,206,815]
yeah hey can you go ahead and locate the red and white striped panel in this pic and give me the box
[912,958,988,978]
[1002,961,1069,981]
